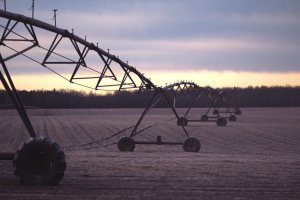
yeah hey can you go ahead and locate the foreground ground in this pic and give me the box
[0,107,299,199]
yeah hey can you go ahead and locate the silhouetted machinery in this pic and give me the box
[117,82,241,152]
[0,10,241,185]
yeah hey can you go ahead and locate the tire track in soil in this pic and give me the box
[189,125,240,154]
[83,124,147,150]
[40,115,50,138]
[43,116,65,145]
[75,123,98,143]
[65,118,115,149]
[65,121,118,151]
[1,108,300,200]
[55,116,82,146]
[200,122,268,151]
[198,125,261,153]
[0,116,16,148]
[112,118,182,152]
[4,119,18,150]
[97,118,172,149]
[0,115,41,150]
[68,119,102,148]
[221,125,278,154]
[65,117,91,146]
[83,123,131,151]
[91,116,179,150]
[195,123,299,155]
[242,126,300,154]
[249,125,300,146]
[5,120,26,151]
[233,125,292,154]
[99,123,129,148]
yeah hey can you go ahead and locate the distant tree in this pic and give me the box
[0,86,299,109]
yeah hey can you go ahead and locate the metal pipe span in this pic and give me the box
[0,9,156,89]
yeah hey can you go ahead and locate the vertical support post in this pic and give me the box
[31,0,35,18]
[53,9,58,27]
[0,54,36,138]
[181,126,190,138]
[159,88,180,119]
[159,87,190,138]
[3,0,6,11]
[184,94,200,117]
[129,91,159,137]
[173,96,176,108]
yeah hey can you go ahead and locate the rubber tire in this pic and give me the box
[216,118,227,127]
[235,109,242,115]
[229,115,237,122]
[201,115,208,122]
[13,137,66,186]
[118,137,135,152]
[183,137,201,152]
[177,117,188,126]
[213,110,219,115]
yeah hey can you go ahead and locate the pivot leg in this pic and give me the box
[159,88,180,119]
[130,91,160,137]
[0,54,36,137]
[159,88,191,137]
[184,94,200,117]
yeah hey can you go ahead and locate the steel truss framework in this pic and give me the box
[198,86,242,122]
[210,90,242,116]
[0,10,155,140]
[129,82,241,138]
[0,10,241,157]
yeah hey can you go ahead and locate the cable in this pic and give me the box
[2,43,130,91]
[0,24,140,91]
[64,124,136,149]
[65,116,177,150]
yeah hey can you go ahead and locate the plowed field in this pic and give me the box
[0,108,299,199]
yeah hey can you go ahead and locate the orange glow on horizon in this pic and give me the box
[2,70,300,94]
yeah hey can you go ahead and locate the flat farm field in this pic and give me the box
[0,107,299,199]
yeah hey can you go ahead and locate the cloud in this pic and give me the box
[1,0,300,77]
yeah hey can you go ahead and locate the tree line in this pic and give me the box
[0,86,299,109]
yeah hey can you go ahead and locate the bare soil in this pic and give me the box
[0,107,299,199]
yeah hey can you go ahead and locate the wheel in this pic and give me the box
[235,108,242,115]
[118,137,135,152]
[183,137,201,152]
[216,117,227,126]
[177,117,188,126]
[13,137,66,186]
[229,115,237,122]
[201,115,208,121]
[213,109,219,115]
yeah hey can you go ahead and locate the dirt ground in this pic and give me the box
[0,107,299,199]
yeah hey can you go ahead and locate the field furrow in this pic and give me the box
[0,107,299,199]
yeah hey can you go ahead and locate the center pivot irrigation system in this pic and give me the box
[0,10,241,185]
[117,81,241,152]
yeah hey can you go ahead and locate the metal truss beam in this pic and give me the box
[0,9,241,143]
[0,10,155,92]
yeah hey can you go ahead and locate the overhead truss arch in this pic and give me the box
[0,9,241,153]
[0,10,154,91]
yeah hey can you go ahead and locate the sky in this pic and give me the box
[0,0,300,92]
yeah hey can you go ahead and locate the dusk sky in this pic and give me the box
[1,0,300,91]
